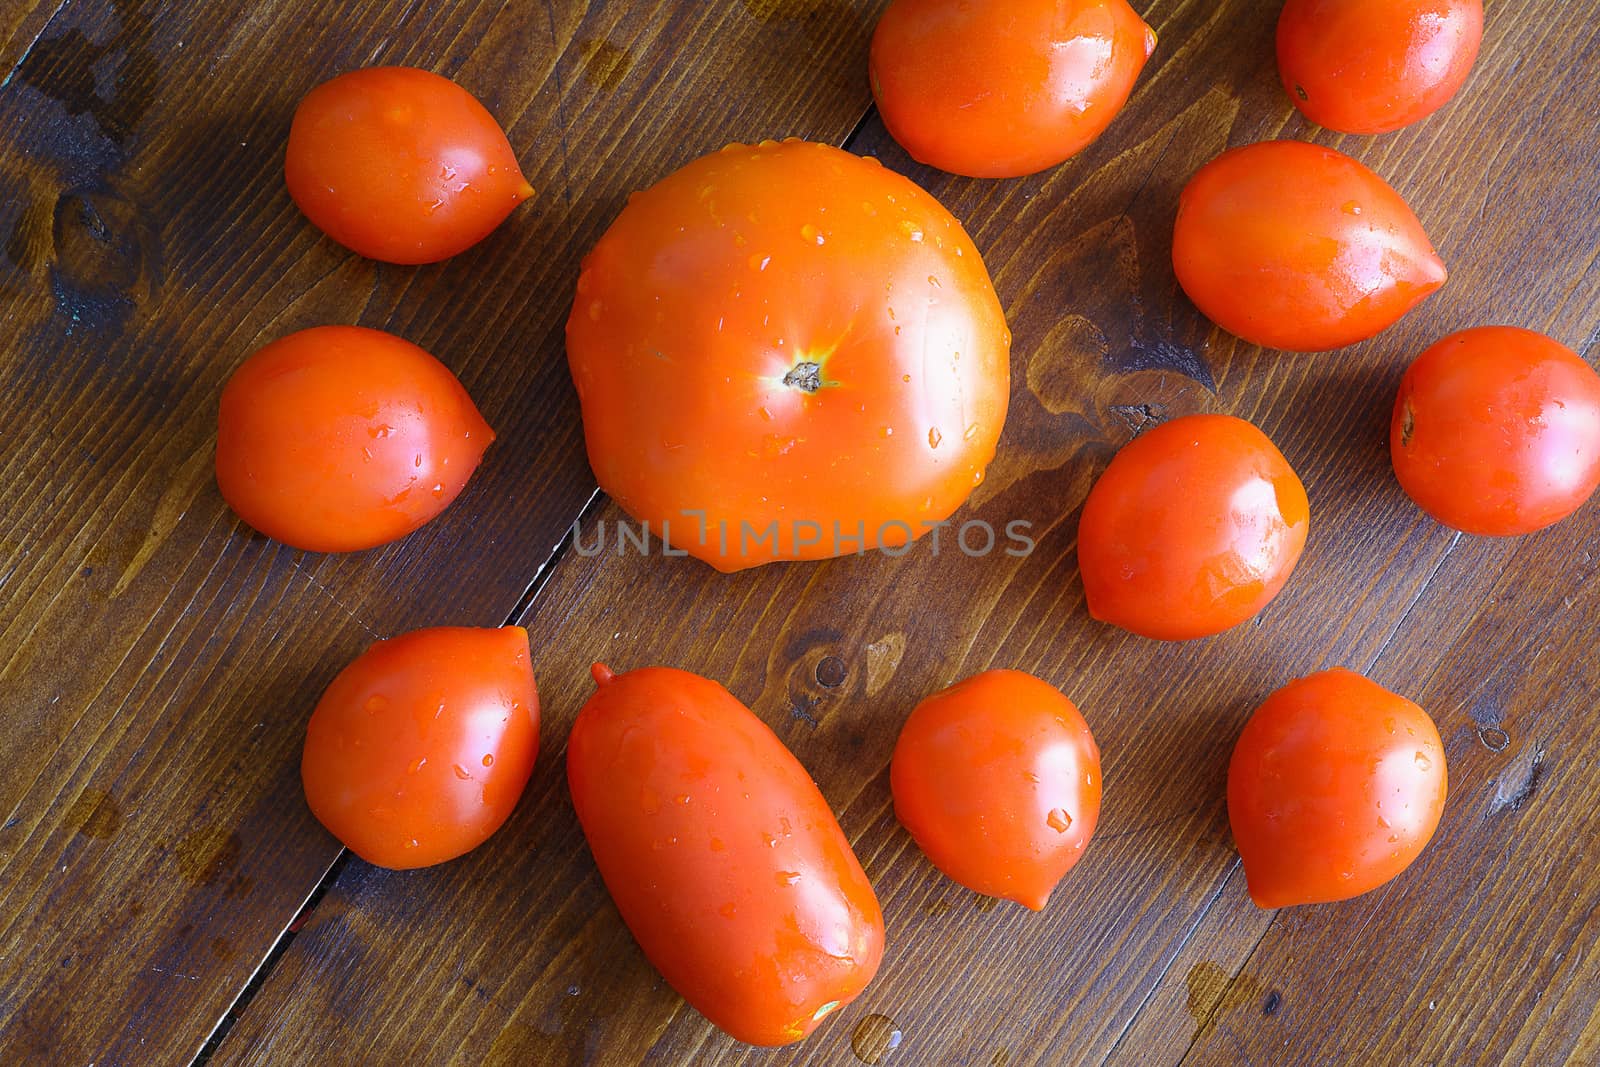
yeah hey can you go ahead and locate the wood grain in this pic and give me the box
[0,0,889,1061]
[211,1,1600,1065]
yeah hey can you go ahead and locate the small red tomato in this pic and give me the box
[869,0,1156,178]
[891,670,1101,911]
[1391,326,1600,535]
[286,66,533,264]
[1077,414,1309,641]
[1228,668,1447,908]
[216,325,493,552]
[302,626,539,869]
[1173,140,1446,352]
[568,664,883,1046]
[1278,0,1483,135]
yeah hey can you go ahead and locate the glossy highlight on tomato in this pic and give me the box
[301,626,539,869]
[1278,0,1483,135]
[869,0,1157,178]
[1077,414,1309,640]
[891,670,1101,911]
[1391,326,1600,535]
[286,66,533,264]
[1173,140,1446,352]
[216,325,493,552]
[1228,668,1447,908]
[566,139,1010,571]
[567,664,884,1046]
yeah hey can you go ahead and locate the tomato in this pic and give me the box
[1077,414,1309,640]
[1228,668,1447,908]
[565,139,1010,571]
[301,626,539,869]
[1172,140,1446,352]
[216,326,493,553]
[567,664,884,1046]
[868,0,1156,178]
[286,66,533,264]
[890,670,1100,911]
[1391,326,1600,536]
[1278,0,1483,135]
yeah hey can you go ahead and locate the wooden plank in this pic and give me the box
[213,0,1600,1062]
[0,0,891,1062]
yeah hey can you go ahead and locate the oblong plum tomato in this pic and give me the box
[286,66,533,263]
[1173,141,1446,351]
[302,626,539,869]
[868,0,1156,178]
[1391,326,1600,535]
[566,139,1009,571]
[891,670,1100,911]
[216,325,493,552]
[1228,668,1447,908]
[1279,0,1483,135]
[567,664,884,1046]
[1077,414,1309,640]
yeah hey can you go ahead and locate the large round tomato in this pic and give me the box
[1228,668,1447,908]
[1173,140,1446,352]
[216,325,493,552]
[1278,0,1483,135]
[1077,414,1309,640]
[1391,326,1600,535]
[567,664,884,1046]
[890,670,1101,911]
[868,0,1156,178]
[302,626,539,869]
[286,66,533,264]
[565,139,1010,571]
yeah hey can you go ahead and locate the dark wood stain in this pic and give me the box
[3,1,1599,1065]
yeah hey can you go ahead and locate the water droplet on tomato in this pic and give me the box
[482,753,494,767]
[1047,808,1073,833]
[749,253,771,271]
[777,870,801,887]
[363,696,387,714]
[407,758,426,774]
[453,764,471,781]
[800,223,823,244]
[928,427,942,448]
[676,794,691,805]
[1414,752,1431,771]
[927,275,941,289]
[964,424,980,441]
[881,426,894,437]
[1342,200,1362,215]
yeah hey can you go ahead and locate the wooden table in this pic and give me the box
[3,1,1597,1063]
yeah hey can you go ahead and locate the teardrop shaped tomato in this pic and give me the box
[1173,140,1446,352]
[301,626,539,869]
[891,670,1101,911]
[286,66,533,264]
[216,325,493,552]
[567,664,884,1046]
[1278,0,1483,135]
[869,0,1157,178]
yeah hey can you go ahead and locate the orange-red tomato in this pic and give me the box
[1173,140,1446,352]
[216,326,493,552]
[1278,0,1483,135]
[286,66,533,264]
[567,664,884,1046]
[566,139,1010,570]
[891,670,1101,911]
[1077,414,1309,640]
[1391,326,1600,535]
[1228,668,1447,908]
[868,0,1156,178]
[301,626,539,869]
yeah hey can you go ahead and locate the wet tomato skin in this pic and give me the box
[1391,326,1600,536]
[869,0,1157,178]
[567,664,884,1046]
[891,670,1101,911]
[566,139,1009,571]
[1228,668,1447,908]
[1173,140,1446,352]
[1278,0,1483,135]
[286,66,533,264]
[301,626,539,869]
[215,325,493,553]
[1077,414,1310,641]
